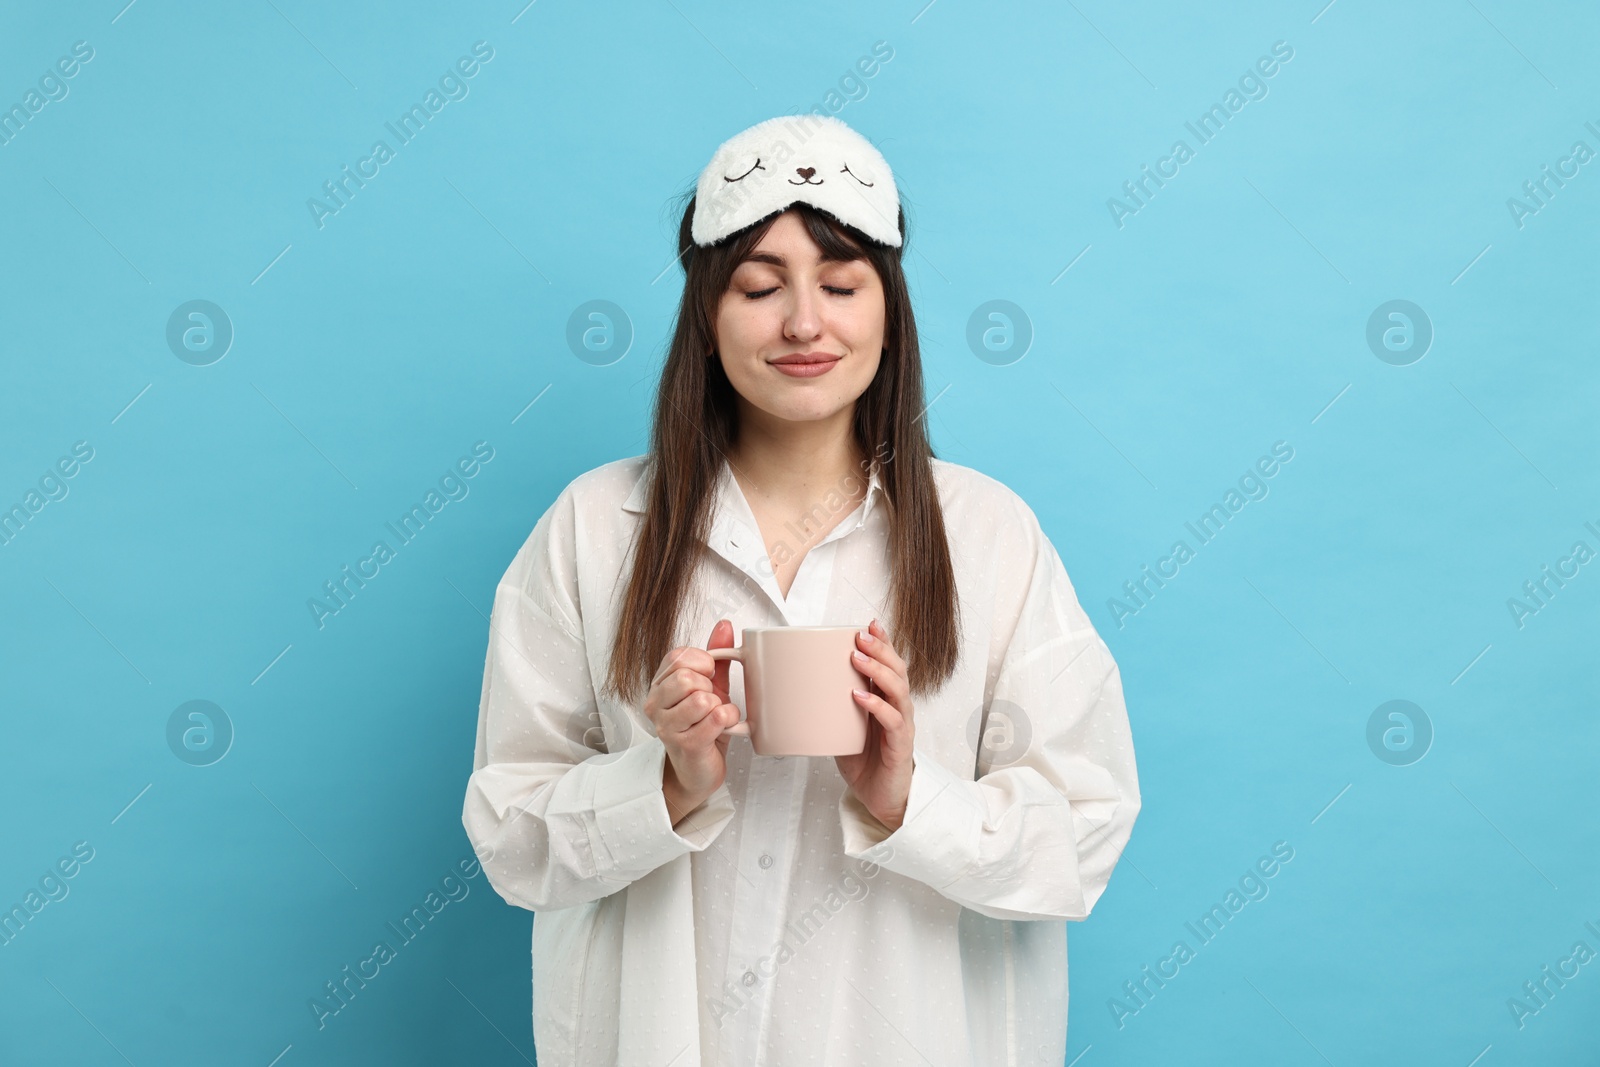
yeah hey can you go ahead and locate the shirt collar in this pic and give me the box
[621,454,886,543]
[623,455,883,620]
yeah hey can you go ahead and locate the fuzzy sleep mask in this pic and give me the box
[691,114,901,248]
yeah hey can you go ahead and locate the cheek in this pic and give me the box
[851,321,889,363]
[840,305,886,354]
[716,301,771,354]
[842,346,882,394]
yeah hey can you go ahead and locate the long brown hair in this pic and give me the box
[602,198,961,704]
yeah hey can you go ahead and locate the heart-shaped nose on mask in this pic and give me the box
[691,113,902,249]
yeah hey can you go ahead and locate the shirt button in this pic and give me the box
[742,970,758,986]
[758,853,773,869]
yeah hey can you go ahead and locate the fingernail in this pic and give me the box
[859,630,872,643]
[853,687,868,698]
[852,649,869,662]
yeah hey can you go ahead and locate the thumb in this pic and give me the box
[707,618,734,649]
[707,618,734,697]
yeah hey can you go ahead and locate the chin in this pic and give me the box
[758,397,852,423]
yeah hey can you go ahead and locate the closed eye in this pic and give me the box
[724,159,764,182]
[742,285,858,300]
[840,163,874,187]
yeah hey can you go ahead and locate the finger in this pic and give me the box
[652,643,723,700]
[653,646,716,691]
[652,665,716,719]
[673,697,739,754]
[852,686,907,737]
[858,620,908,679]
[851,645,909,708]
[662,689,723,738]
[687,700,740,746]
[863,618,908,675]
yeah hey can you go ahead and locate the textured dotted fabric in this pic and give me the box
[461,454,1140,1066]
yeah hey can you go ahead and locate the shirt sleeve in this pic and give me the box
[837,492,1141,922]
[461,485,737,913]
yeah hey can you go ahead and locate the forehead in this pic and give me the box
[737,214,868,267]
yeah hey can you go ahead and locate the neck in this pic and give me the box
[725,402,868,507]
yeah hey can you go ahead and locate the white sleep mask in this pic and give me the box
[690,114,901,248]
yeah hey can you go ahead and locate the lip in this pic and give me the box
[769,352,842,378]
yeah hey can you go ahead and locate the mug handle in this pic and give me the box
[707,647,749,737]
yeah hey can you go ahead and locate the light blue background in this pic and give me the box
[2,1,1597,1064]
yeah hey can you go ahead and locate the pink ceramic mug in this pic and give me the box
[710,626,871,756]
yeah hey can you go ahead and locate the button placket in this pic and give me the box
[706,469,882,1065]
[720,756,803,1066]
[717,519,793,623]
[712,464,880,628]
[747,759,812,1064]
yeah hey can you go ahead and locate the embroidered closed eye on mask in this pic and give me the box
[691,114,901,248]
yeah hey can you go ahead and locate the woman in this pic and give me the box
[462,114,1140,1066]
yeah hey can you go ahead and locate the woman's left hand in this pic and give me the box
[835,619,916,832]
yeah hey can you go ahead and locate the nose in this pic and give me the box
[796,166,816,180]
[783,284,823,342]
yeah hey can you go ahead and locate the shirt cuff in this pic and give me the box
[590,733,736,880]
[838,746,983,888]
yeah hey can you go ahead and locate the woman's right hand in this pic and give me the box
[645,619,740,825]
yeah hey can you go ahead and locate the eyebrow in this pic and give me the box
[738,250,863,267]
